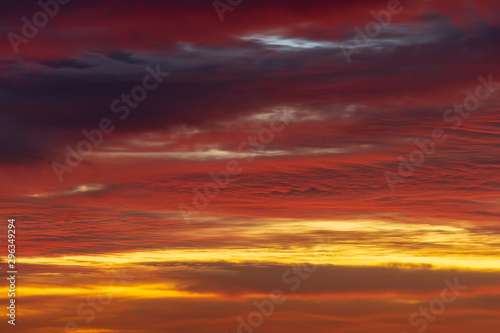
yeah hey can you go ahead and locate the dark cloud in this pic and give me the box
[41,59,92,69]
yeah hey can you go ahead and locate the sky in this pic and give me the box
[1,0,500,332]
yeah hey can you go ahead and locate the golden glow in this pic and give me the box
[19,248,500,271]
[18,219,500,271]
[18,284,218,298]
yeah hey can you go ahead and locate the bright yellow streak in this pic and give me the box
[15,219,500,271]
[17,284,218,298]
[18,247,500,271]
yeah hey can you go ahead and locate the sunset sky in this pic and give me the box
[1,0,500,332]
